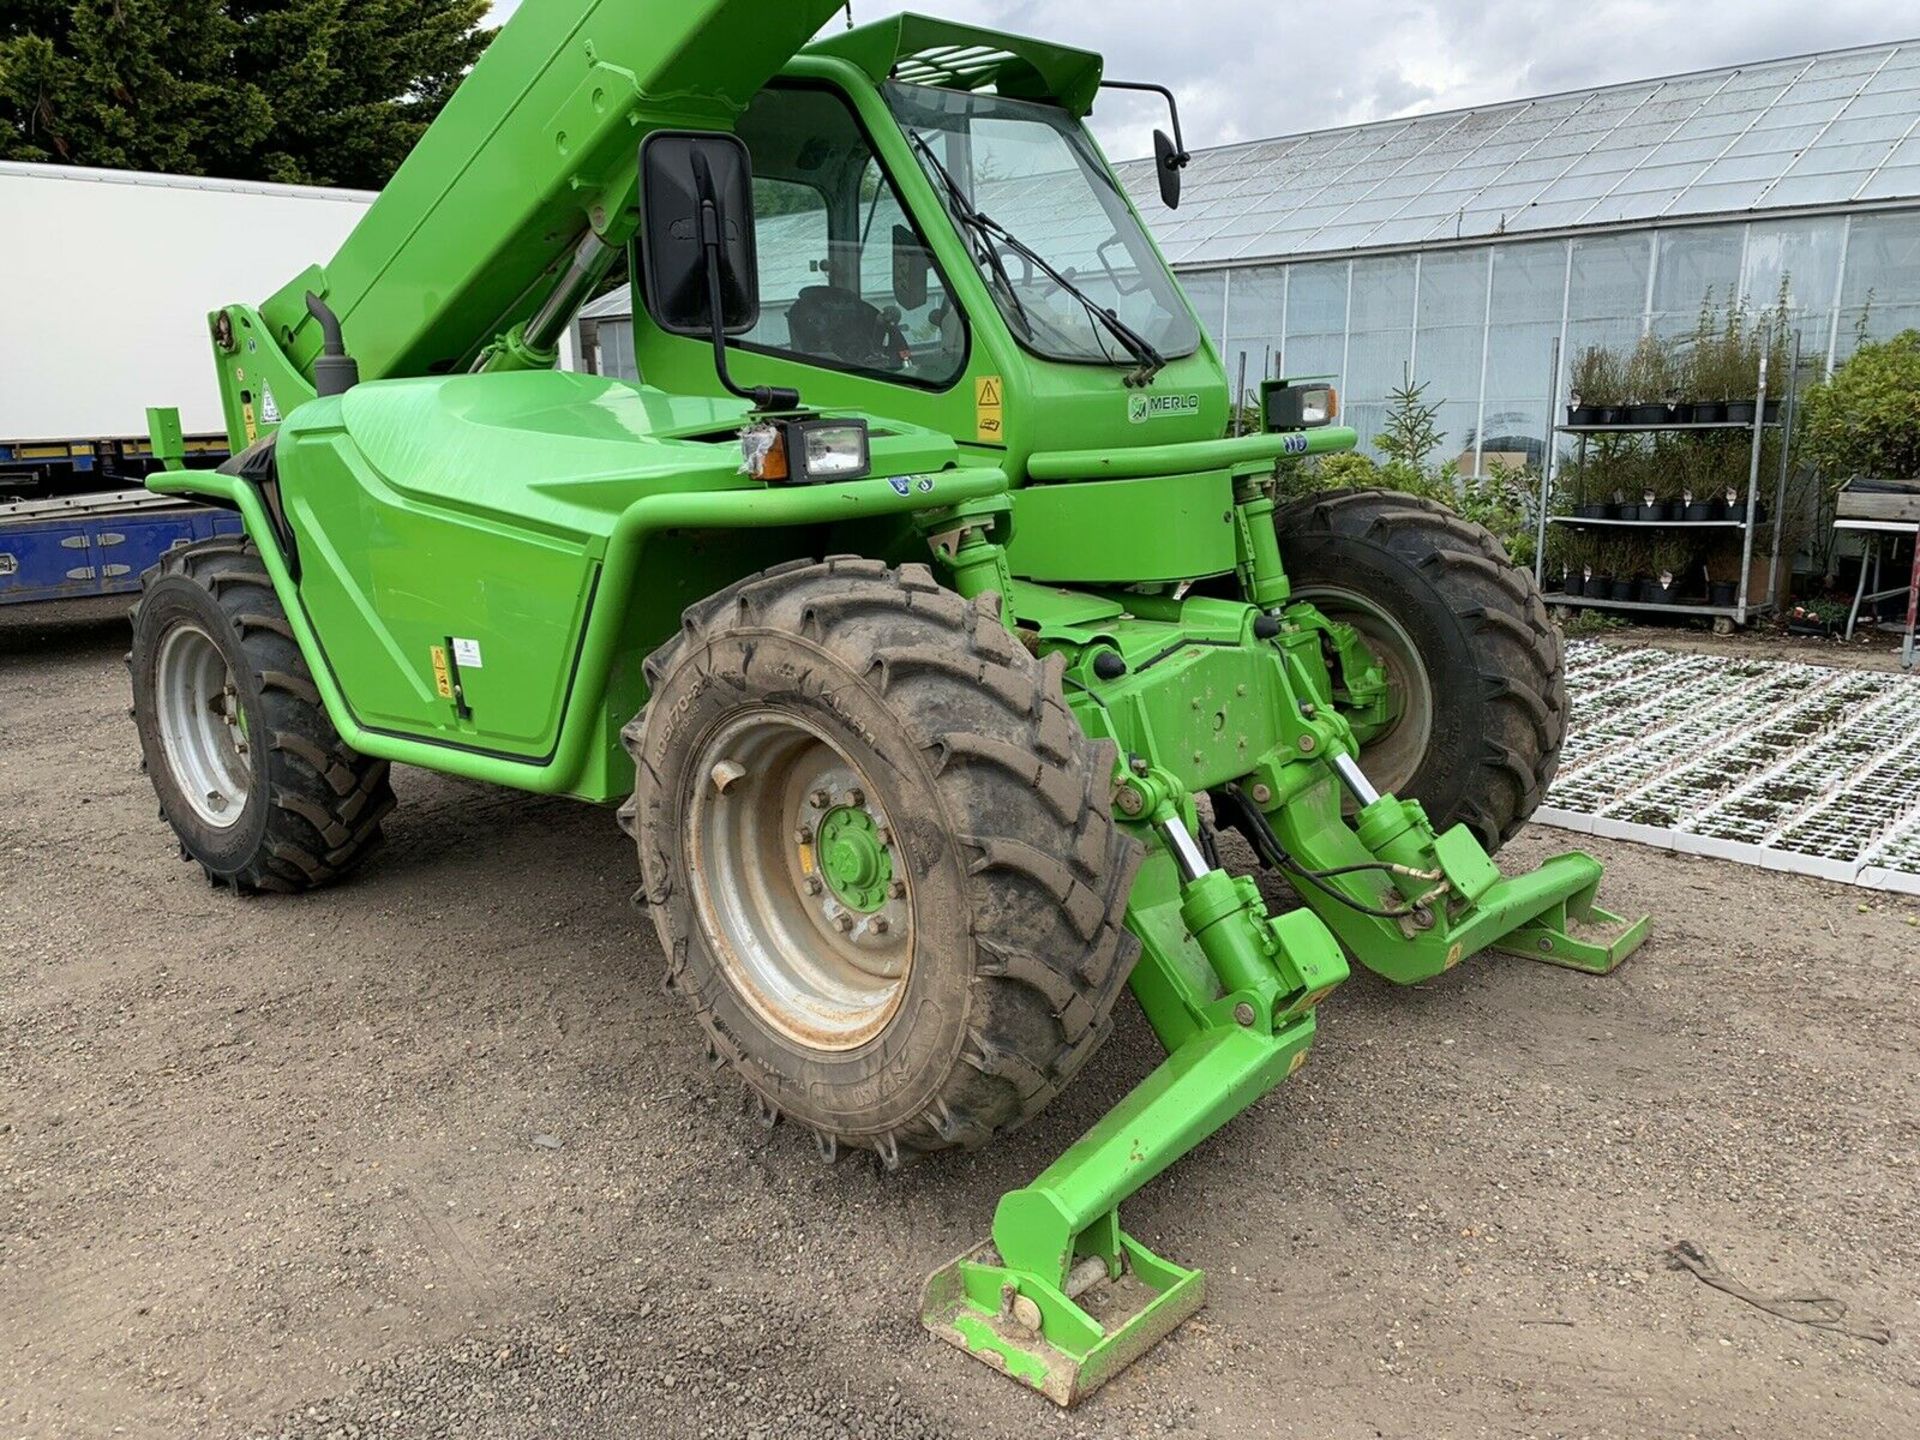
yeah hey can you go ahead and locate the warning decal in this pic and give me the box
[974,375,1004,444]
[429,645,454,700]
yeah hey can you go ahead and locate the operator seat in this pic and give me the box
[786,285,894,365]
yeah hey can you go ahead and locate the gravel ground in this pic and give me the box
[4,600,1917,1440]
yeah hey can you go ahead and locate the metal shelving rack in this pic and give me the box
[1532,333,1800,632]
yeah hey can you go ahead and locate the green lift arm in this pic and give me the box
[203,0,847,448]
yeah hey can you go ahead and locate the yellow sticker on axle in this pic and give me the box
[974,375,1005,445]
[429,645,454,700]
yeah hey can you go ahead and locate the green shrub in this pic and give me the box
[1801,330,1920,487]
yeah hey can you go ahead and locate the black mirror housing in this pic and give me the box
[892,224,931,311]
[640,131,760,337]
[1154,129,1183,210]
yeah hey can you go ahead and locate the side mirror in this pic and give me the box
[1154,129,1184,211]
[891,224,931,311]
[639,132,760,337]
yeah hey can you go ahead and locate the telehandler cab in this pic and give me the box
[129,0,1648,1404]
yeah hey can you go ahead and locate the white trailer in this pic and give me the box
[0,162,374,604]
[0,161,376,488]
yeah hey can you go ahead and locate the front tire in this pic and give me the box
[622,558,1141,1168]
[129,537,394,893]
[1274,488,1566,853]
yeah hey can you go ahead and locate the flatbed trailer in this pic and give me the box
[0,490,242,607]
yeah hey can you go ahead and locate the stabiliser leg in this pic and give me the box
[917,506,1649,1404]
[922,799,1348,1405]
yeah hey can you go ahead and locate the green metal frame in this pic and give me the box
[139,0,1653,1409]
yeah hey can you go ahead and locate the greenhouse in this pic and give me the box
[1113,39,1920,470]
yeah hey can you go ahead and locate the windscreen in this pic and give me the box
[885,83,1201,368]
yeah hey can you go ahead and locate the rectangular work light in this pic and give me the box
[742,419,873,484]
[1262,379,1339,432]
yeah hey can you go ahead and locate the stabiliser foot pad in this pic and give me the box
[920,1237,1205,1406]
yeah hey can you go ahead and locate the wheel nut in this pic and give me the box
[888,881,907,900]
[834,913,855,933]
[809,789,831,810]
[844,788,865,808]
[803,876,824,896]
[871,917,890,935]
[794,825,813,845]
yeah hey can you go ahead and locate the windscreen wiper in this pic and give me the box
[909,132,1165,386]
[908,133,1039,343]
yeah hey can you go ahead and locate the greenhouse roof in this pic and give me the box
[1115,39,1920,266]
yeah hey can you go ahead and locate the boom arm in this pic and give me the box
[244,0,845,398]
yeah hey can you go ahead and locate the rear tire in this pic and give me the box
[622,558,1141,1168]
[129,537,394,893]
[1274,488,1566,853]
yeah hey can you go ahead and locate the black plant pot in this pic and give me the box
[1724,501,1748,523]
[1643,501,1675,522]
[1685,502,1717,522]
[1695,401,1728,423]
[1788,617,1832,637]
[1763,399,1782,424]
[1619,503,1642,521]
[1708,581,1737,608]
[1642,578,1681,605]
[1575,502,1612,520]
[1628,403,1667,425]
[1564,573,1588,598]
[1610,577,1641,602]
[1568,404,1602,426]
[1726,401,1758,425]
[1589,573,1616,600]
[1669,402,1696,424]
[1599,406,1629,427]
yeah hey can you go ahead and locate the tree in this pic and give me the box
[0,0,493,189]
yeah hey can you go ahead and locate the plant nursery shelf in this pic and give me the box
[1555,421,1783,435]
[1547,516,1748,529]
[1544,593,1745,617]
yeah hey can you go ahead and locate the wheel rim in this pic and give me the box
[1293,586,1434,799]
[155,622,252,829]
[685,710,913,1051]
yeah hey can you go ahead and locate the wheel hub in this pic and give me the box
[686,711,913,1051]
[154,622,252,830]
[817,804,893,913]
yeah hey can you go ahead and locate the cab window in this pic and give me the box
[734,84,967,389]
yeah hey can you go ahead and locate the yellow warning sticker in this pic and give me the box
[429,645,454,700]
[974,375,1005,444]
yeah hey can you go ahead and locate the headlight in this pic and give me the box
[740,419,872,484]
[795,421,871,481]
[1263,380,1339,431]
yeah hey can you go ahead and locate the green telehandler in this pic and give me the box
[128,0,1648,1405]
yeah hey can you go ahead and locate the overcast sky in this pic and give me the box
[493,1,1912,161]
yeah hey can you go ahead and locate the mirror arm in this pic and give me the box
[1100,81,1191,168]
[693,154,800,414]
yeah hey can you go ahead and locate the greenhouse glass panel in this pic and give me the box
[1282,332,1345,383]
[1837,211,1920,348]
[1652,227,1744,334]
[1856,166,1920,202]
[1484,320,1561,399]
[1224,266,1287,366]
[1350,255,1417,331]
[1347,329,1417,407]
[1285,261,1350,336]
[1419,249,1490,328]
[1761,174,1866,209]
[1179,270,1227,345]
[1415,326,1486,413]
